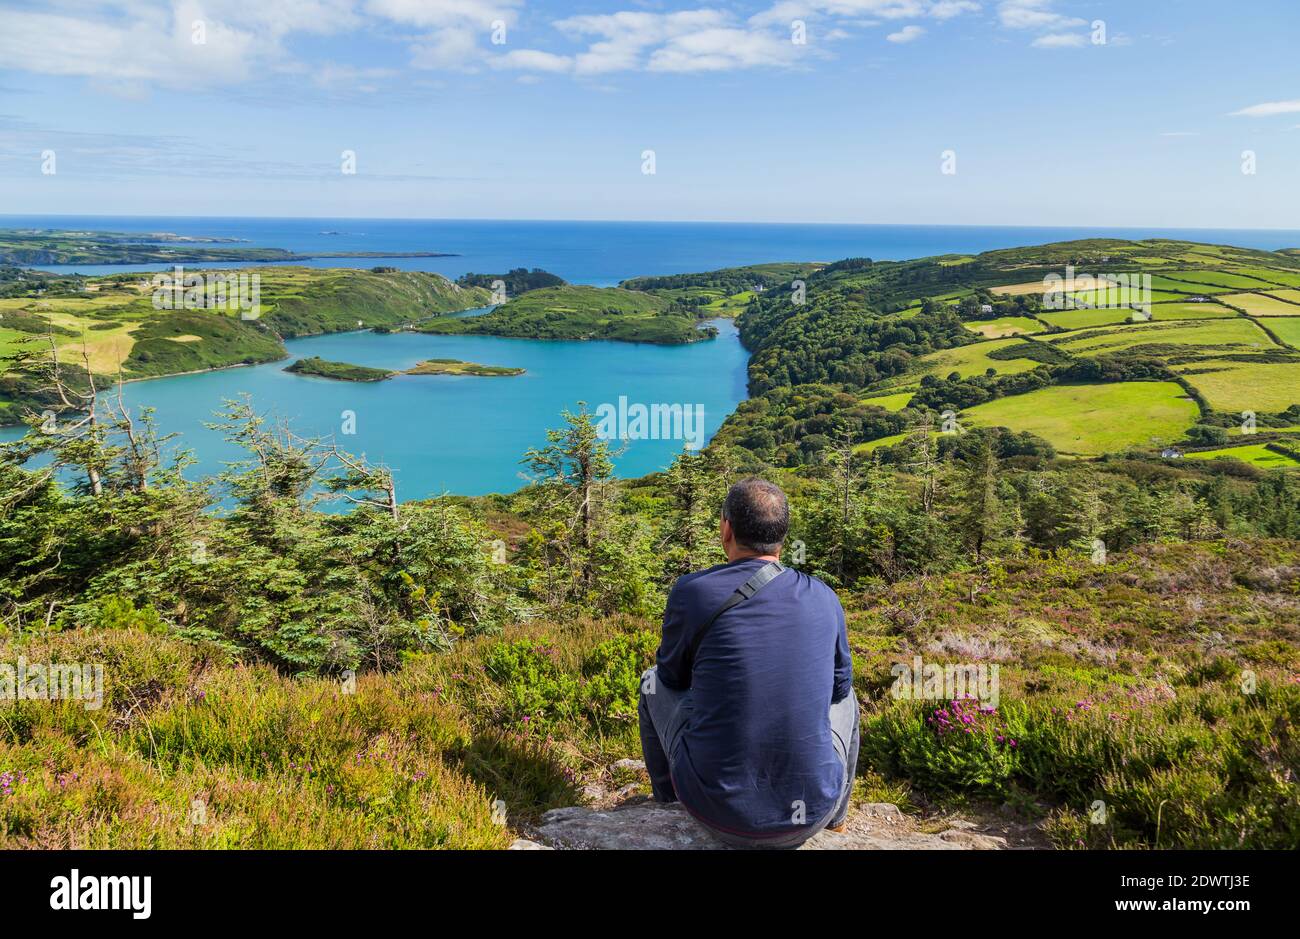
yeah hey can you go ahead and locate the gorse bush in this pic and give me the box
[581,630,660,727]
[482,629,659,734]
[484,639,583,727]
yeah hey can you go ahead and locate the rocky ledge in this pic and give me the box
[511,799,1023,851]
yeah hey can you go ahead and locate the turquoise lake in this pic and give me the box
[0,318,749,499]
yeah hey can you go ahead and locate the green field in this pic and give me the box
[701,290,755,315]
[1149,301,1239,320]
[964,316,1045,338]
[851,429,939,454]
[1145,275,1232,294]
[1263,316,1300,348]
[1183,443,1300,468]
[1175,359,1300,412]
[911,337,1046,382]
[861,390,916,411]
[1219,292,1300,316]
[961,381,1199,456]
[1050,317,1277,355]
[1229,424,1300,436]
[1227,267,1300,288]
[1038,307,1137,329]
[1159,270,1280,290]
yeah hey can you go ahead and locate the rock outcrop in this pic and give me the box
[511,801,1013,851]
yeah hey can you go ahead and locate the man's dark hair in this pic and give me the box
[722,478,789,555]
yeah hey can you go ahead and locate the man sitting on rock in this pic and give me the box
[639,477,858,849]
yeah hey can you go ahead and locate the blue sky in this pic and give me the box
[0,0,1298,226]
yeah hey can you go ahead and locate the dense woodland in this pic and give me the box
[456,268,567,296]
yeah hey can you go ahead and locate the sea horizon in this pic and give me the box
[10,215,1300,285]
[7,212,1300,236]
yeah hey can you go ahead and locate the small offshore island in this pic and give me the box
[284,356,524,381]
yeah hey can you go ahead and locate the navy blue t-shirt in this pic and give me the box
[656,557,853,837]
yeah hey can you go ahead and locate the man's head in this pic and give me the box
[720,478,789,560]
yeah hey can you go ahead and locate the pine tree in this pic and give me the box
[519,405,624,611]
[659,446,726,579]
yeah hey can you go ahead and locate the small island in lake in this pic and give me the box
[404,358,525,377]
[284,356,524,382]
[284,357,396,382]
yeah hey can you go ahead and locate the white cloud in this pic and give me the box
[559,10,731,74]
[498,9,804,76]
[886,25,925,42]
[929,1,981,20]
[997,1,1089,48]
[496,49,574,73]
[1230,100,1300,118]
[365,0,515,28]
[998,0,1083,30]
[751,0,977,27]
[649,27,801,71]
[0,0,522,88]
[409,25,484,69]
[1031,32,1084,48]
[0,3,271,90]
[368,0,523,70]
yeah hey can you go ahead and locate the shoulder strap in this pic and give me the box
[685,561,786,684]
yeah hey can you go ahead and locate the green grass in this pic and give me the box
[1183,443,1300,468]
[963,316,1045,338]
[1229,423,1300,436]
[853,431,911,453]
[912,337,1046,381]
[961,381,1199,455]
[861,391,916,411]
[1145,275,1233,294]
[701,290,756,315]
[1050,317,1278,356]
[1225,267,1300,288]
[1220,292,1300,316]
[1263,316,1300,349]
[1038,307,1136,329]
[1175,359,1300,412]
[1159,269,1281,290]
[1149,301,1239,321]
[1066,288,1194,306]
